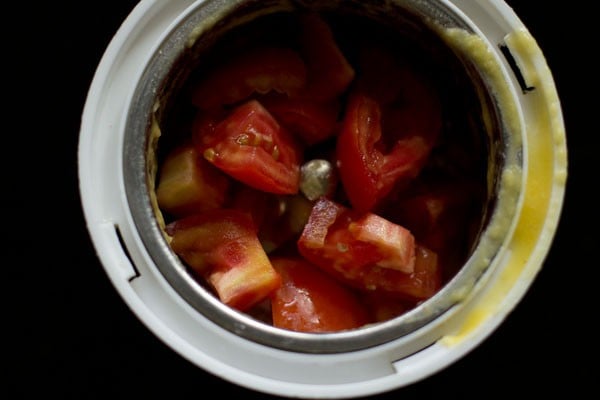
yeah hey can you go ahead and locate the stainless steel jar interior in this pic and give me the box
[123,0,520,353]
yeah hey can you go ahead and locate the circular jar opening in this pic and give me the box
[123,0,520,353]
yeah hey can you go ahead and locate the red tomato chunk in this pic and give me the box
[271,257,370,332]
[166,210,281,311]
[155,11,487,332]
[297,198,440,299]
[197,99,302,195]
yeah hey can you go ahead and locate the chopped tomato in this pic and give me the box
[156,11,486,331]
[297,198,440,300]
[271,257,370,332]
[297,198,415,275]
[296,196,344,250]
[297,13,355,101]
[261,94,340,145]
[156,143,230,218]
[191,46,308,110]
[165,210,281,311]
[198,99,302,195]
[336,93,437,213]
[348,213,416,273]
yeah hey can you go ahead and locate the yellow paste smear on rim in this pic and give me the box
[440,28,567,345]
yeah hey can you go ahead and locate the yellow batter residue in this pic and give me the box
[439,28,567,346]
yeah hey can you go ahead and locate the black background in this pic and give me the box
[10,1,594,398]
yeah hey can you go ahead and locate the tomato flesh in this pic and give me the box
[198,100,302,195]
[296,198,439,299]
[165,210,281,311]
[271,257,370,332]
[348,213,416,273]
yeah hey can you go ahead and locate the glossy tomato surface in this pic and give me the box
[271,257,370,332]
[197,100,302,195]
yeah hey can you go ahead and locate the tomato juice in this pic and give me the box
[154,9,494,333]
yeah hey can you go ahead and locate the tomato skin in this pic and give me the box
[336,94,384,213]
[271,257,370,332]
[336,93,436,213]
[198,100,302,195]
[156,143,230,218]
[165,210,281,311]
[191,46,308,110]
[295,198,439,300]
